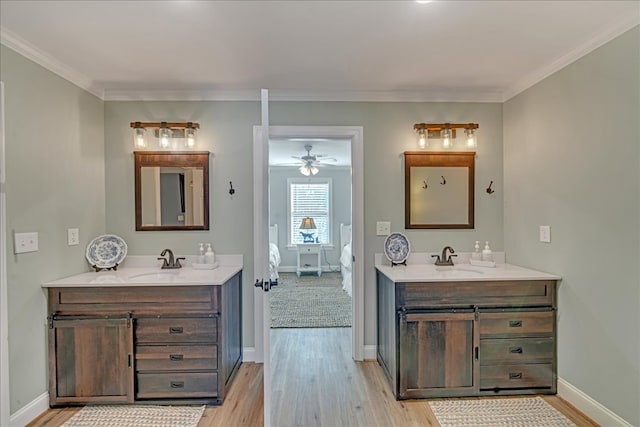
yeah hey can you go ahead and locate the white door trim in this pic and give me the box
[0,81,10,425]
[253,124,364,361]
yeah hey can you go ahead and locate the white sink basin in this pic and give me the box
[434,267,484,277]
[127,271,182,282]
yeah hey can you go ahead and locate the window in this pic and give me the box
[288,178,332,245]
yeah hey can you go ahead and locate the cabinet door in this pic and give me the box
[49,317,134,406]
[399,311,477,398]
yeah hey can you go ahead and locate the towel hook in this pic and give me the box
[440,175,446,185]
[229,181,235,196]
[486,180,495,194]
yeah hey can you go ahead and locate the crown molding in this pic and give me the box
[103,88,504,103]
[503,18,640,102]
[0,27,104,99]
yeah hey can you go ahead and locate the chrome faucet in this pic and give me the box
[158,249,185,269]
[432,246,457,266]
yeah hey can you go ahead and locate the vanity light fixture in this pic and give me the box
[413,123,479,150]
[129,121,200,149]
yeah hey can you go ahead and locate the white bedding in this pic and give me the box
[340,241,352,296]
[269,242,281,282]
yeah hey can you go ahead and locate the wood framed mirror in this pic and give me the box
[134,151,210,231]
[404,151,475,229]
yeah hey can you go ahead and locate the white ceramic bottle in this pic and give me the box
[471,241,482,260]
[482,241,493,262]
[205,243,215,265]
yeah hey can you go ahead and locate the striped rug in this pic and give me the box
[62,405,205,427]
[429,397,576,427]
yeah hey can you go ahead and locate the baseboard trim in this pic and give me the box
[364,345,376,361]
[243,347,256,362]
[558,377,632,427]
[9,391,48,427]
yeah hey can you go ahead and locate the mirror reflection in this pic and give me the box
[135,152,210,231]
[404,151,475,229]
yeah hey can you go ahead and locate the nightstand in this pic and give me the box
[296,244,322,277]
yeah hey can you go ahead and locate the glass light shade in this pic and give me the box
[310,165,319,175]
[299,165,311,176]
[185,125,197,148]
[441,127,453,148]
[417,129,427,149]
[158,126,171,148]
[134,127,147,148]
[465,128,477,148]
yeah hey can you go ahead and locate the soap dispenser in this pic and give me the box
[471,241,482,261]
[198,243,205,264]
[482,241,493,262]
[205,243,215,265]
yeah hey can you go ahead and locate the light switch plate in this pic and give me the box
[376,221,391,236]
[67,228,79,246]
[14,232,39,254]
[539,225,551,243]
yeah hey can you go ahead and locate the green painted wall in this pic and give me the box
[503,26,640,425]
[0,45,105,413]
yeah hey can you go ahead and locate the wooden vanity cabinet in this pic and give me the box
[377,271,557,399]
[47,272,242,407]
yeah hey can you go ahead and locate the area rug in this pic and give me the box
[62,404,205,427]
[429,397,576,427]
[270,272,351,328]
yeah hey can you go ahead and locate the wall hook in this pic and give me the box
[422,180,428,189]
[486,180,495,194]
[440,175,446,185]
[229,181,235,196]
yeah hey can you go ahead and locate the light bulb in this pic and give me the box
[465,128,477,148]
[441,127,452,148]
[159,124,171,148]
[134,128,146,148]
[417,129,427,149]
[185,123,197,148]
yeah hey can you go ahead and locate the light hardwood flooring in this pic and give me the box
[29,328,597,427]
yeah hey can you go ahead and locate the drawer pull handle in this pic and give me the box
[169,327,183,334]
[509,346,523,354]
[509,320,522,327]
[509,372,523,380]
[169,354,184,361]
[170,381,185,389]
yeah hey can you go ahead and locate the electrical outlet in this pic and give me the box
[14,232,38,254]
[539,225,551,243]
[376,221,391,236]
[67,228,79,246]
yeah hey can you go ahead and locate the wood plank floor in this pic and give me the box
[29,328,597,427]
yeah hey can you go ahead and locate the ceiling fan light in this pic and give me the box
[299,165,311,176]
[310,165,319,175]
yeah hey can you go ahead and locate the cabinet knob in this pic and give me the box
[509,372,523,380]
[170,381,185,389]
[509,320,522,327]
[169,326,183,334]
[169,354,184,361]
[509,346,523,354]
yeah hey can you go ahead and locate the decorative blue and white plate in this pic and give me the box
[86,234,128,269]
[384,232,410,264]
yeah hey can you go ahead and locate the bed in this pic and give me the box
[269,224,281,283]
[339,223,352,296]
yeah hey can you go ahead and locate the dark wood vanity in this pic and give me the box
[46,272,242,407]
[376,269,558,399]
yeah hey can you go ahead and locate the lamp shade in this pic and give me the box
[299,217,317,230]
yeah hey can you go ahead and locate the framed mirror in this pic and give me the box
[134,151,210,231]
[404,151,475,229]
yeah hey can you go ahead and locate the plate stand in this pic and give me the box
[391,260,407,267]
[91,263,119,272]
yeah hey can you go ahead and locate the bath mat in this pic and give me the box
[429,397,576,427]
[61,404,205,427]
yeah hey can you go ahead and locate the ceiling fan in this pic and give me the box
[292,144,337,176]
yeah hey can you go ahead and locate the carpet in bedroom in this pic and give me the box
[270,272,351,328]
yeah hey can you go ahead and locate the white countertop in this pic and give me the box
[375,253,560,283]
[43,255,243,287]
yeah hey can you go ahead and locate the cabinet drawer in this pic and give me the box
[136,372,218,399]
[299,245,320,254]
[479,311,553,337]
[480,338,553,364]
[136,317,217,344]
[136,345,218,371]
[480,363,553,390]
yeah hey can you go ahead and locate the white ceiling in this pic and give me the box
[1,1,638,102]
